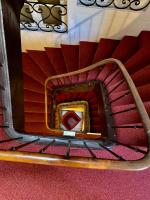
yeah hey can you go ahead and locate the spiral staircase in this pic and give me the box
[22,32,150,146]
[0,27,150,170]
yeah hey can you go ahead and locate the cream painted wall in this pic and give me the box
[21,1,150,51]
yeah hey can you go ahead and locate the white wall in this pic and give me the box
[21,0,150,51]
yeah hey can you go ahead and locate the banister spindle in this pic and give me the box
[108,91,130,105]
[0,137,23,144]
[10,138,40,151]
[106,79,125,96]
[39,139,55,153]
[66,140,71,158]
[84,142,96,158]
[102,66,117,83]
[104,70,120,88]
[99,143,125,160]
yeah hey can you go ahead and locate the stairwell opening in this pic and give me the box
[45,79,116,141]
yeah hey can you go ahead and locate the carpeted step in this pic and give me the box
[55,90,98,104]
[139,30,150,47]
[23,74,44,94]
[115,145,145,160]
[87,38,119,81]
[22,53,46,85]
[111,102,150,125]
[78,71,89,84]
[104,69,123,88]
[110,83,150,106]
[79,41,98,68]
[103,49,150,90]
[0,140,22,151]
[93,38,120,63]
[62,76,72,86]
[132,64,150,87]
[16,142,42,153]
[24,90,45,103]
[61,44,79,72]
[112,144,146,160]
[42,139,146,160]
[97,36,139,83]
[110,47,150,84]
[24,113,46,123]
[60,44,79,84]
[24,102,45,113]
[106,80,128,94]
[113,109,141,126]
[109,36,138,62]
[116,124,147,146]
[24,122,51,135]
[46,77,64,89]
[125,47,150,74]
[27,50,56,76]
[45,47,67,74]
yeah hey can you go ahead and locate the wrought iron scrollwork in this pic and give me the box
[78,0,150,11]
[20,1,68,33]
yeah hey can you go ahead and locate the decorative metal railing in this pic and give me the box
[20,0,68,33]
[78,0,150,11]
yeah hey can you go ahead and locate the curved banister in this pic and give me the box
[45,58,150,137]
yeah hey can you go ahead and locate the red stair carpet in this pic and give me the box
[22,30,150,148]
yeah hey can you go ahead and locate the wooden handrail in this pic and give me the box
[0,149,149,171]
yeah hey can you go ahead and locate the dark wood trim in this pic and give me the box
[1,0,25,131]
